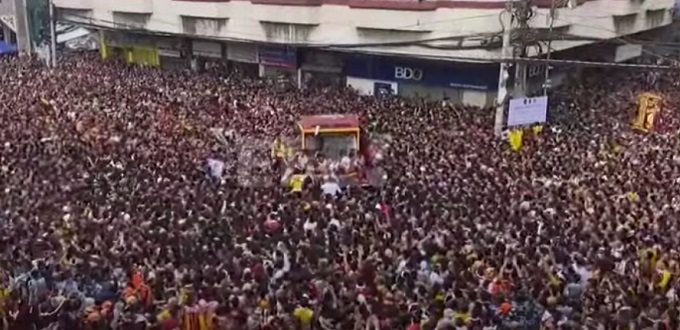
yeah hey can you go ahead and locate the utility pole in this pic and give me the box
[48,0,56,67]
[13,0,31,53]
[494,0,514,136]
[513,0,533,98]
[543,0,557,95]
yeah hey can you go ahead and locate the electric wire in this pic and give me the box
[59,12,503,49]
[60,10,679,51]
[544,14,680,63]
[57,4,680,70]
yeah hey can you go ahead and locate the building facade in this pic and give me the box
[1,0,59,53]
[0,0,31,52]
[53,0,675,106]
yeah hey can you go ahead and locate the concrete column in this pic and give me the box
[296,67,302,89]
[1,24,11,42]
[13,0,31,53]
[190,58,199,72]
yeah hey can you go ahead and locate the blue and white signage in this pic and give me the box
[394,66,423,81]
[344,54,498,90]
[507,96,548,127]
[259,46,297,68]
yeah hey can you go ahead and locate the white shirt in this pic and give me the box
[329,218,341,229]
[303,220,317,232]
[321,181,341,196]
[340,156,351,170]
[429,271,443,286]
[207,158,224,178]
[572,263,592,284]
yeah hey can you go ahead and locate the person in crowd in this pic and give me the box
[2,53,680,330]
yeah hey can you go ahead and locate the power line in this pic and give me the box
[62,9,679,55]
[543,0,557,95]
[512,0,534,97]
[510,57,676,69]
[60,12,504,49]
[545,14,680,64]
[494,0,514,136]
[334,44,680,68]
[61,9,679,71]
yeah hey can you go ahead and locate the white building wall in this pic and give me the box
[54,0,675,59]
[462,89,488,108]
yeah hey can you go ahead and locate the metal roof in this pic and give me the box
[299,114,360,130]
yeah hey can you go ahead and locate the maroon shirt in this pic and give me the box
[10,304,38,330]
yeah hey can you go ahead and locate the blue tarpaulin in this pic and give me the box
[0,41,17,56]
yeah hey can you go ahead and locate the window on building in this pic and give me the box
[613,14,637,34]
[181,16,227,37]
[112,12,149,30]
[646,9,666,28]
[260,22,316,44]
[528,65,544,78]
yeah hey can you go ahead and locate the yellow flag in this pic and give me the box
[508,129,523,152]
[532,125,543,135]
[289,174,305,192]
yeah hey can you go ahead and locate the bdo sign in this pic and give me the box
[394,66,423,81]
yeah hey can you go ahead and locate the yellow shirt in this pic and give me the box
[658,269,671,289]
[453,311,471,323]
[294,307,314,324]
[157,309,171,321]
[548,272,562,286]
[290,175,305,192]
[640,248,659,269]
[0,287,8,317]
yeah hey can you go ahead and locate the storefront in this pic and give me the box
[191,40,225,73]
[192,40,223,59]
[258,46,298,86]
[156,38,187,70]
[345,76,398,96]
[226,42,259,78]
[300,50,343,88]
[158,48,185,70]
[101,31,160,67]
[343,54,499,106]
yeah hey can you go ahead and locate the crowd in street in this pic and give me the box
[1,52,680,330]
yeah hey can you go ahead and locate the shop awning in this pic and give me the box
[57,27,91,44]
[57,24,97,50]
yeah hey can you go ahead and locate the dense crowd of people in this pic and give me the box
[1,52,680,330]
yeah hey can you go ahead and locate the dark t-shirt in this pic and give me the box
[11,304,39,330]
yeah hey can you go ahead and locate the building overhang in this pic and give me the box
[355,26,432,33]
